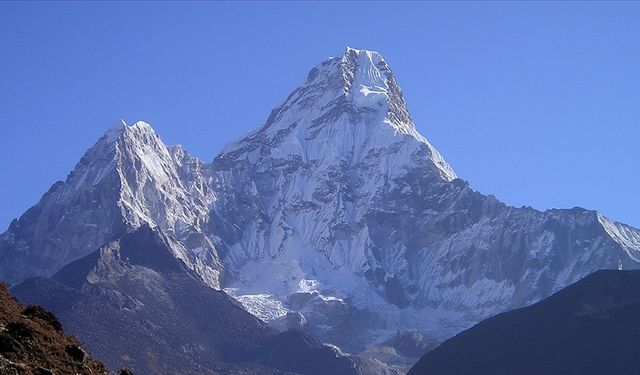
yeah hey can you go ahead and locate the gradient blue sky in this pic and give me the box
[1,2,639,230]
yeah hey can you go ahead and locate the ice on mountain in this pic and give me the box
[2,47,640,363]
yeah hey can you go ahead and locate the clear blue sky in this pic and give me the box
[1,2,639,230]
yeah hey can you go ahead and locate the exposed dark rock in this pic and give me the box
[64,345,86,363]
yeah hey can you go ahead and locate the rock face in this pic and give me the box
[0,121,222,289]
[1,46,640,366]
[408,269,640,375]
[0,281,118,375]
[13,225,378,375]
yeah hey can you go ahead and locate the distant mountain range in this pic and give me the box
[1,47,639,373]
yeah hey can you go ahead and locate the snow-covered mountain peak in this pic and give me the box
[98,119,157,148]
[84,119,169,193]
[219,47,456,181]
[309,46,393,107]
[341,47,388,92]
[0,118,223,287]
[103,118,127,141]
[118,120,158,144]
[127,120,155,132]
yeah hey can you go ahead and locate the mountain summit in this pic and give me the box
[0,119,221,288]
[209,48,640,351]
[219,47,455,182]
[2,48,640,370]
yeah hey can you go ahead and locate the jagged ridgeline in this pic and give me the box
[2,47,640,372]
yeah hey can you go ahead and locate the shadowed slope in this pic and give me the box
[0,282,126,374]
[409,270,640,375]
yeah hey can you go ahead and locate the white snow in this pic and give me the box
[221,46,457,182]
[224,289,288,322]
[598,214,640,262]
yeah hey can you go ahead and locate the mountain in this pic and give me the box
[408,269,640,375]
[13,225,382,375]
[0,120,222,289]
[2,46,640,369]
[208,47,640,346]
[0,280,127,374]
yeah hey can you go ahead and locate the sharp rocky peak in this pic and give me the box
[96,120,169,165]
[270,46,412,131]
[302,46,418,135]
[101,119,155,142]
[0,117,222,288]
[219,47,456,182]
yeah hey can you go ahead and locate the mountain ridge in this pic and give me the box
[408,269,640,375]
[13,225,382,375]
[2,47,640,370]
[0,119,222,289]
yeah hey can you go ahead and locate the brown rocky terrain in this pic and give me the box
[0,282,130,375]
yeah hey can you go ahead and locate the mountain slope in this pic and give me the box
[0,282,123,374]
[208,47,640,347]
[12,225,381,375]
[408,269,640,375]
[0,120,222,288]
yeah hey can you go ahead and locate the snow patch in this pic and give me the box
[224,289,288,322]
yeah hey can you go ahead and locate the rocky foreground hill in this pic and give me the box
[0,281,131,375]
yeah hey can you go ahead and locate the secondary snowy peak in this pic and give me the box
[68,120,163,192]
[220,47,455,181]
[598,214,640,263]
[0,120,222,288]
[60,119,201,230]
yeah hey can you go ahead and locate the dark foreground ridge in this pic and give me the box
[12,225,385,375]
[0,281,131,374]
[409,269,640,375]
